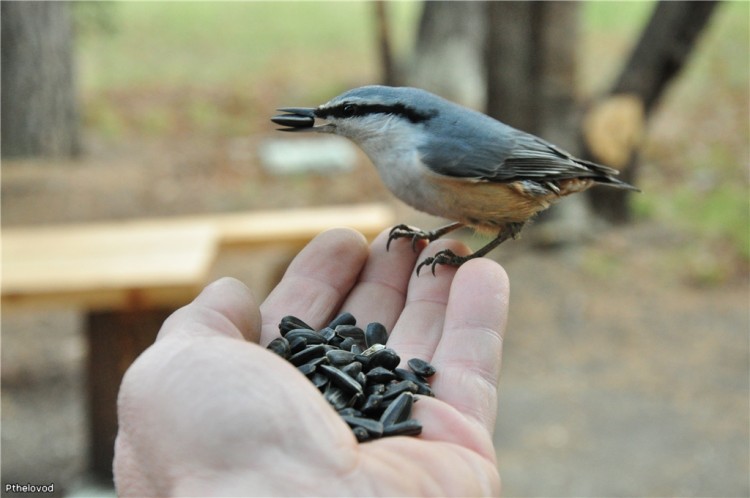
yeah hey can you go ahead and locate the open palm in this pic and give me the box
[115,228,508,496]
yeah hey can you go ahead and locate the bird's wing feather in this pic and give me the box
[419,126,619,182]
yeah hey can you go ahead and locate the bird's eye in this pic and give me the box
[343,103,359,116]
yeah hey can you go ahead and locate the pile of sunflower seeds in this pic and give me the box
[267,312,436,442]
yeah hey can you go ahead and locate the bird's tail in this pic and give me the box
[576,158,641,192]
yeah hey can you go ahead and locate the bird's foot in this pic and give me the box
[387,224,437,252]
[416,249,472,276]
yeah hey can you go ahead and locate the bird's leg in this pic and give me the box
[387,222,464,252]
[416,222,526,276]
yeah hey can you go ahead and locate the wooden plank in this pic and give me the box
[1,203,396,310]
[2,223,218,310]
[137,202,396,249]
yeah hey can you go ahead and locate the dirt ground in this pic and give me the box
[1,134,748,497]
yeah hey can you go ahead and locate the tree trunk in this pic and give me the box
[584,0,721,222]
[1,1,80,159]
[486,2,585,243]
[407,0,487,109]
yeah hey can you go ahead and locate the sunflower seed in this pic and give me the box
[266,337,291,358]
[362,394,383,414]
[326,349,357,366]
[383,419,422,437]
[379,392,414,426]
[341,361,362,378]
[394,368,434,396]
[366,366,398,383]
[356,371,368,388]
[341,415,384,438]
[297,363,316,376]
[407,358,436,377]
[352,426,370,442]
[289,344,327,366]
[320,364,363,395]
[288,336,307,354]
[319,326,337,343]
[338,337,357,351]
[311,372,328,389]
[324,386,349,411]
[383,380,419,400]
[328,312,356,328]
[365,322,388,348]
[285,328,325,345]
[366,347,400,371]
[279,315,313,335]
[361,344,385,356]
[335,325,366,345]
[337,407,362,417]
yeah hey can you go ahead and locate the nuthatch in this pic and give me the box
[272,85,638,275]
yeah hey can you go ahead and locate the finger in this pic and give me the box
[386,239,472,363]
[259,228,368,345]
[157,277,261,343]
[429,258,509,433]
[337,228,420,331]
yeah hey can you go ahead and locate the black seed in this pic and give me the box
[383,419,422,437]
[347,392,364,409]
[338,407,361,418]
[297,363,316,376]
[285,328,325,345]
[352,426,370,442]
[350,344,363,355]
[279,315,313,335]
[320,364,363,395]
[366,366,398,383]
[383,380,418,400]
[365,322,388,348]
[338,337,357,351]
[319,327,337,343]
[366,348,400,371]
[328,312,356,328]
[289,344,327,366]
[407,358,436,377]
[271,114,315,128]
[341,415,384,438]
[341,361,362,378]
[311,372,328,389]
[394,368,434,396]
[266,337,291,358]
[354,354,371,369]
[356,371,368,388]
[326,349,357,366]
[366,383,386,396]
[335,325,366,345]
[379,392,414,426]
[324,386,349,411]
[361,344,385,356]
[303,356,329,369]
[288,336,307,354]
[362,394,383,414]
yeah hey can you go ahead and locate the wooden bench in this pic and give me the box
[1,203,395,478]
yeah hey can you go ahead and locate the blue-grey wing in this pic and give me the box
[419,125,619,182]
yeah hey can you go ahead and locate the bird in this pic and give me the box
[271,85,638,275]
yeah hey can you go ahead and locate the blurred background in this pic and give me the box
[1,1,748,496]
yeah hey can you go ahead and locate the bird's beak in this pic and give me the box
[271,107,334,133]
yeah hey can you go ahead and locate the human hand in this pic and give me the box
[114,227,509,496]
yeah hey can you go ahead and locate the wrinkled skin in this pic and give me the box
[114,228,509,497]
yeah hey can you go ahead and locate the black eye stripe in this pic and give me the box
[316,103,436,124]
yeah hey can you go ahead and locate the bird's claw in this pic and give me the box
[387,224,434,252]
[416,249,469,276]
